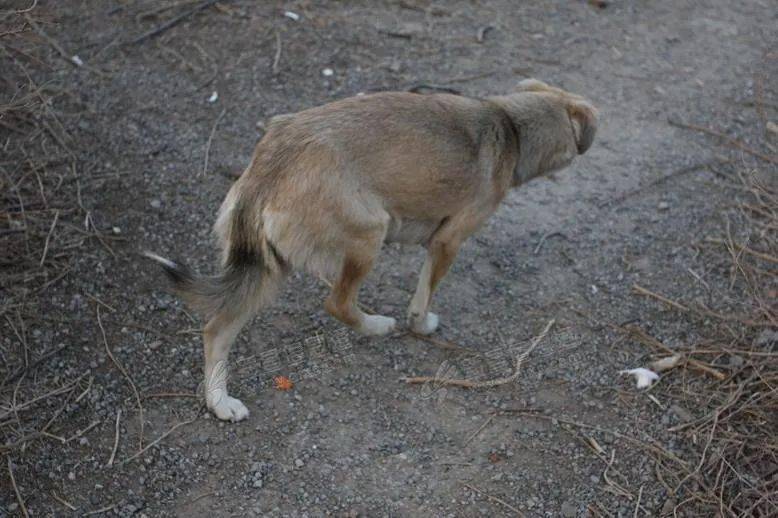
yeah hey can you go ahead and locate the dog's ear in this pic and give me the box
[514,78,551,92]
[567,101,598,154]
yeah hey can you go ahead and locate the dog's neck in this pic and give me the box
[487,95,545,187]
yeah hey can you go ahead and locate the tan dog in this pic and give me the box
[145,79,598,421]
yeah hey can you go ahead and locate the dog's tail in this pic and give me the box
[144,200,283,319]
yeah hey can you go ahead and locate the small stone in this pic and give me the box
[322,68,334,77]
[658,201,670,210]
[728,355,744,368]
[755,328,778,347]
[670,404,693,422]
[561,500,578,517]
[294,459,304,468]
[149,199,161,209]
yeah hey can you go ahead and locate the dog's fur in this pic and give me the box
[146,79,598,421]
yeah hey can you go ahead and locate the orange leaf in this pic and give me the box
[273,375,294,391]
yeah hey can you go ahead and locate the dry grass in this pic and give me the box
[0,2,102,463]
[633,166,777,516]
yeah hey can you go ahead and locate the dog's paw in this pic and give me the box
[209,395,250,422]
[410,312,439,335]
[360,314,397,336]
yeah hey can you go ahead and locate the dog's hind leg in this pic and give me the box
[203,269,285,422]
[324,230,396,336]
[203,308,254,421]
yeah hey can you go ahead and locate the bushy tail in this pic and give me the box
[143,251,260,318]
[144,201,282,319]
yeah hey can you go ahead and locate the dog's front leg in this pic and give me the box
[407,238,460,334]
[408,211,488,334]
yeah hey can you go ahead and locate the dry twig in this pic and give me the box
[272,29,281,74]
[401,319,555,387]
[106,409,121,467]
[97,307,144,451]
[121,416,197,465]
[201,108,226,177]
[128,0,221,45]
[668,118,778,164]
[631,284,690,313]
[462,483,524,516]
[7,457,29,518]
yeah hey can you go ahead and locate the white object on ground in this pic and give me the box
[208,91,218,103]
[620,368,659,389]
[322,68,334,77]
[284,10,300,21]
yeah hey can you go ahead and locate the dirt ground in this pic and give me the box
[1,1,776,516]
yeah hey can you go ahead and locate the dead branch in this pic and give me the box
[97,307,144,452]
[121,416,197,465]
[668,118,778,164]
[201,108,226,177]
[128,0,221,45]
[106,409,121,467]
[631,284,690,313]
[401,319,554,387]
[462,483,525,516]
[7,456,29,518]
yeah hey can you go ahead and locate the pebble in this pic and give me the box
[561,500,578,517]
[755,328,778,347]
[661,498,677,515]
[670,404,693,422]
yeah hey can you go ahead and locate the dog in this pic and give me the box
[145,79,598,421]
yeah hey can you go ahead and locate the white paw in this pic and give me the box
[359,314,397,336]
[410,312,439,335]
[208,394,250,422]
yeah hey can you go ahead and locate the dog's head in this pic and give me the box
[496,79,598,184]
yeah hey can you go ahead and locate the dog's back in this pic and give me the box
[223,92,517,279]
